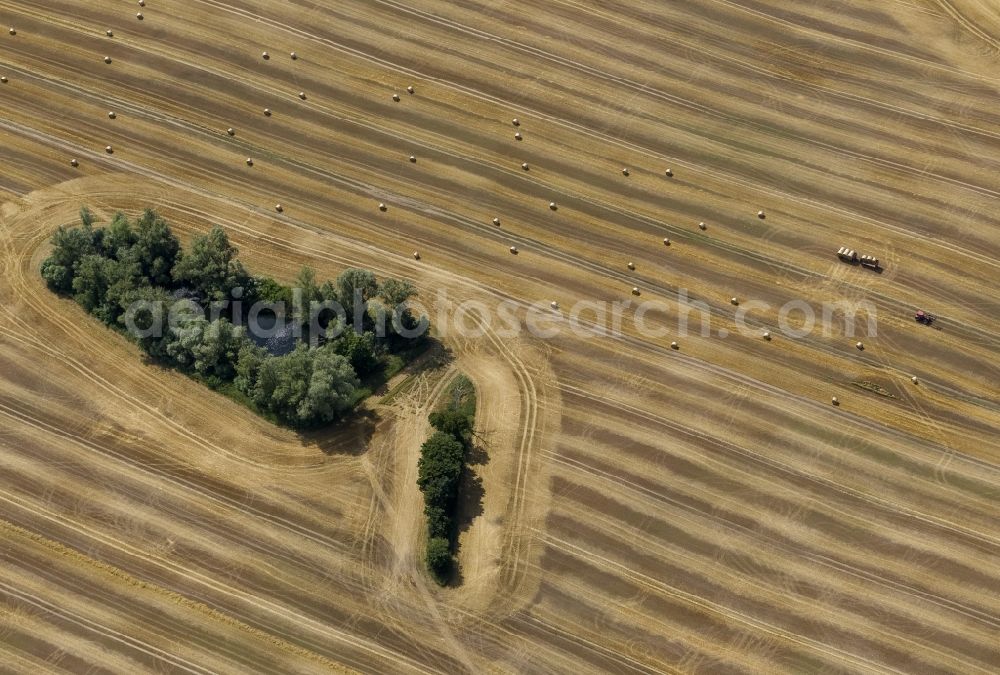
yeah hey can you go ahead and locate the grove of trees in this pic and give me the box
[41,208,427,429]
[416,375,476,583]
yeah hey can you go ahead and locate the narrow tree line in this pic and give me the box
[416,374,476,583]
[41,207,426,429]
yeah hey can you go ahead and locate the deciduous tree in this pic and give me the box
[336,268,378,318]
[172,225,248,301]
[40,218,101,293]
[248,344,360,428]
[293,266,322,326]
[329,329,379,377]
[103,212,136,259]
[117,285,175,358]
[429,409,472,442]
[297,346,359,424]
[166,316,247,379]
[378,278,417,308]
[425,537,451,582]
[416,431,465,512]
[132,209,180,286]
[71,254,140,324]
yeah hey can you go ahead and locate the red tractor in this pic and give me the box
[914,310,935,325]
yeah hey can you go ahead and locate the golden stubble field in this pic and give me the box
[0,0,998,672]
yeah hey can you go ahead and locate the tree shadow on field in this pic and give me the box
[301,409,379,457]
[447,440,488,587]
[463,437,490,468]
[454,468,485,537]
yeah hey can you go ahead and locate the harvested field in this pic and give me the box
[1,0,999,672]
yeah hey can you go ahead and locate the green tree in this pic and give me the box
[425,505,451,539]
[416,431,465,511]
[297,347,359,424]
[40,220,101,293]
[295,266,320,299]
[249,344,360,428]
[308,279,345,333]
[253,275,292,307]
[165,315,208,370]
[131,209,180,286]
[165,317,247,380]
[329,329,379,377]
[425,536,452,583]
[336,268,378,318]
[198,319,248,380]
[79,206,95,228]
[70,254,113,315]
[71,254,139,324]
[319,279,338,303]
[378,278,417,308]
[251,344,313,421]
[429,409,472,442]
[234,342,268,395]
[376,278,424,348]
[293,266,322,326]
[171,225,248,301]
[102,212,136,259]
[117,285,175,357]
[40,257,72,293]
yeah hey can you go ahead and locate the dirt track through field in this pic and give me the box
[0,0,998,672]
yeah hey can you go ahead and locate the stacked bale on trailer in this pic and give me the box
[859,254,880,270]
[837,246,857,263]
